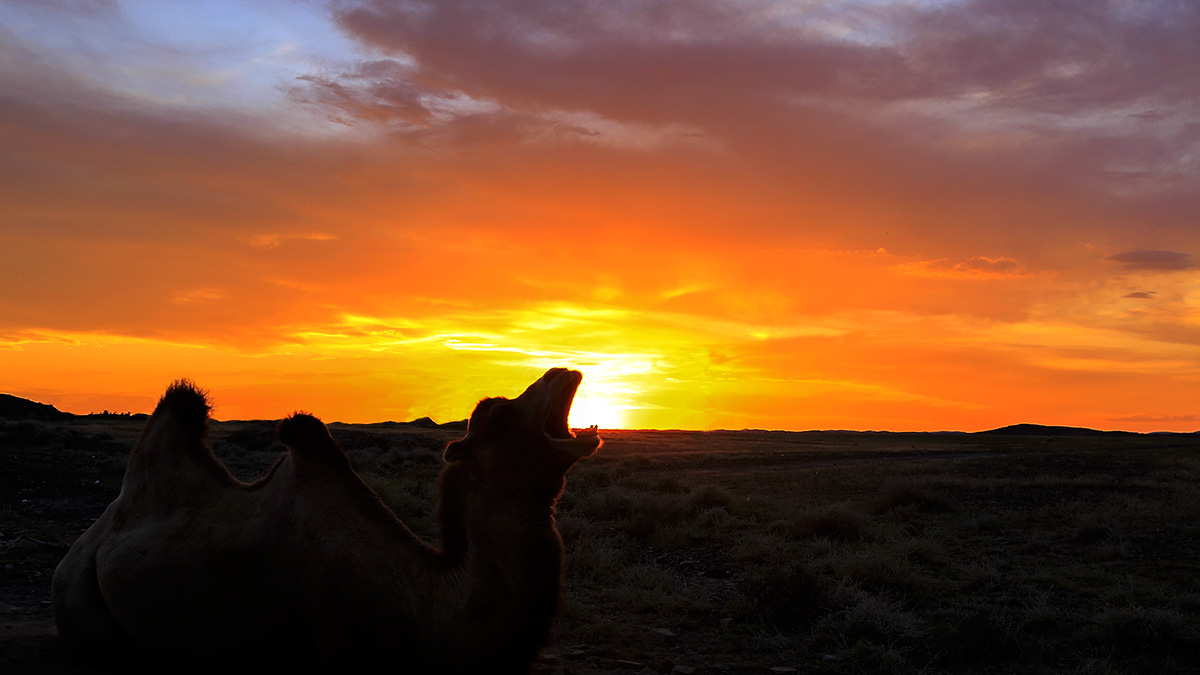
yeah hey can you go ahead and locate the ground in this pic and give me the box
[3,416,1199,674]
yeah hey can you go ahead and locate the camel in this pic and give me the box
[52,368,602,674]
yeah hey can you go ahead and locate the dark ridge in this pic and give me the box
[978,423,1137,437]
[359,421,404,428]
[340,416,454,429]
[0,393,70,420]
[439,419,469,431]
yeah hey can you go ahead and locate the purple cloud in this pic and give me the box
[1105,250,1195,271]
[317,0,1200,216]
[328,0,1200,124]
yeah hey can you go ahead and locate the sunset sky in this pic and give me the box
[2,0,1198,431]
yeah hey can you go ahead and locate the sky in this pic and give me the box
[1,0,1198,432]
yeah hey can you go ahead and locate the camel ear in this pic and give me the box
[486,399,519,431]
[444,439,471,463]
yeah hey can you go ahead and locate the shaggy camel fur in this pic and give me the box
[52,368,601,674]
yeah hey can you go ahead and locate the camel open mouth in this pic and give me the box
[542,369,603,457]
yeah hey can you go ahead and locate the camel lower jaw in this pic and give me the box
[549,429,602,458]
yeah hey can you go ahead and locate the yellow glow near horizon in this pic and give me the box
[3,290,1200,432]
[569,395,627,430]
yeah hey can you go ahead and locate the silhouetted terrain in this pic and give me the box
[2,397,1199,674]
[0,395,69,422]
[980,423,1139,437]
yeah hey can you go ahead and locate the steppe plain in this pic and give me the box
[2,406,1198,674]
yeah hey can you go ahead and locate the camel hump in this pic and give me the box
[127,379,212,463]
[277,413,352,476]
[155,380,211,435]
[119,380,232,496]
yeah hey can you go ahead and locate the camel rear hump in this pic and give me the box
[276,412,353,478]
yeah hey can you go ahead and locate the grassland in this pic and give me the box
[2,415,1199,674]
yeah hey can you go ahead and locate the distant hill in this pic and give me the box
[0,393,69,420]
[354,417,468,431]
[978,423,1135,437]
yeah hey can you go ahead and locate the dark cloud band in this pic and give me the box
[1106,250,1195,271]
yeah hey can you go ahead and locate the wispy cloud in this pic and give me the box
[895,256,1032,280]
[1111,413,1200,424]
[247,232,339,250]
[290,59,437,127]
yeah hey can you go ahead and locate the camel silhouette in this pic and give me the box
[52,368,601,673]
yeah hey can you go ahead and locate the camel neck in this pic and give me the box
[468,465,560,519]
[406,463,564,669]
[437,464,563,563]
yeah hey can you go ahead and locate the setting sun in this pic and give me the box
[569,395,626,431]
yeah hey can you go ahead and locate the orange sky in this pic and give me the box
[1,0,1198,431]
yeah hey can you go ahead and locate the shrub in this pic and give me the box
[818,591,926,646]
[824,543,942,600]
[1089,605,1196,654]
[930,604,1020,668]
[563,533,635,586]
[688,484,733,511]
[830,639,910,675]
[788,505,865,541]
[361,475,435,537]
[871,481,953,514]
[739,559,833,627]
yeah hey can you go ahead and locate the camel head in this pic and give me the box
[444,368,601,494]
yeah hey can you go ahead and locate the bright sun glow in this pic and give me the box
[569,395,627,430]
